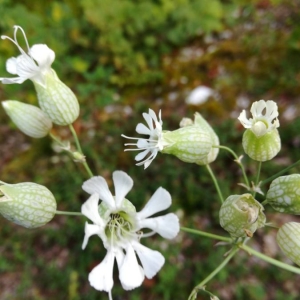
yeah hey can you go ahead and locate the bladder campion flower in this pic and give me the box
[0,181,57,228]
[0,25,79,126]
[238,100,281,161]
[2,100,52,138]
[81,171,179,296]
[122,109,219,169]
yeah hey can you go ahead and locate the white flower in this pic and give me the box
[0,26,80,126]
[0,25,55,87]
[121,109,165,169]
[81,171,179,295]
[238,100,279,137]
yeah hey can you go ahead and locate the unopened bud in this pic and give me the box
[0,181,57,228]
[2,100,52,138]
[277,222,300,266]
[266,174,300,214]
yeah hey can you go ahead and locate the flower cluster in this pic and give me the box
[1,25,79,129]
[81,171,179,295]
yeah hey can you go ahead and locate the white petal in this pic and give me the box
[113,171,133,207]
[135,149,150,161]
[119,244,144,290]
[138,213,180,239]
[82,222,103,249]
[88,251,115,292]
[238,110,252,128]
[132,241,165,279]
[136,139,149,149]
[6,57,18,74]
[29,44,55,68]
[148,109,159,126]
[251,100,266,117]
[82,176,115,208]
[0,76,26,84]
[81,193,103,225]
[265,100,279,120]
[136,123,151,135]
[142,112,154,131]
[137,187,171,219]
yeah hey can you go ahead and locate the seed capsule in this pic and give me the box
[219,194,266,238]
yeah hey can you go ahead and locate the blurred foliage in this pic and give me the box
[1,0,300,299]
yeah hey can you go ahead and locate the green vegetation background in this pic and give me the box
[1,0,300,299]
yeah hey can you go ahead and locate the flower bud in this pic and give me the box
[266,174,300,214]
[242,128,281,161]
[219,194,266,238]
[34,70,79,126]
[277,222,300,266]
[0,181,57,228]
[2,100,52,138]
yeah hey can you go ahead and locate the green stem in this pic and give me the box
[253,161,262,198]
[206,164,224,203]
[181,227,231,242]
[261,159,300,187]
[240,244,300,274]
[55,210,83,216]
[188,246,239,300]
[50,133,65,147]
[69,124,94,177]
[69,124,83,153]
[214,145,249,187]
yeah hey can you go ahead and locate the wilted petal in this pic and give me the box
[88,251,115,292]
[132,241,165,279]
[137,187,171,219]
[138,213,180,239]
[113,171,133,207]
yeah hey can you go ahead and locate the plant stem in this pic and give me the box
[69,124,94,177]
[188,246,239,300]
[261,159,300,187]
[214,145,250,188]
[240,244,300,274]
[253,161,262,197]
[55,210,83,216]
[181,227,231,242]
[206,164,224,203]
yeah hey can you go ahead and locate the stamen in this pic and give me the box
[1,27,30,57]
[13,26,31,53]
